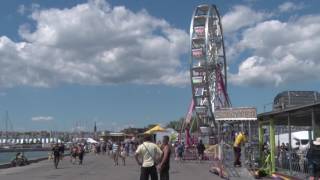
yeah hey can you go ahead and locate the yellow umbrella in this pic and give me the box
[144,125,166,134]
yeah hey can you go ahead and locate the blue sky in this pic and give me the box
[0,0,320,131]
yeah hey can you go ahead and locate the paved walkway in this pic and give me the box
[0,154,224,180]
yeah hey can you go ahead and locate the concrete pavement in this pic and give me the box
[0,154,224,180]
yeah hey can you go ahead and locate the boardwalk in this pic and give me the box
[0,154,224,180]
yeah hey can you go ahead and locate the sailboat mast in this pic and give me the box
[5,110,8,139]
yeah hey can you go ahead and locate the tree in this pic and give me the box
[166,117,184,131]
[190,116,199,133]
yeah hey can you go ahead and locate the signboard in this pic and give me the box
[214,107,257,121]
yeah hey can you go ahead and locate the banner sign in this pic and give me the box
[215,107,257,121]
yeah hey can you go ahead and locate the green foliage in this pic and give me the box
[170,134,177,142]
[190,117,198,133]
[166,116,199,133]
[166,117,183,131]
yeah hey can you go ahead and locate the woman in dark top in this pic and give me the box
[158,136,171,180]
[78,144,85,165]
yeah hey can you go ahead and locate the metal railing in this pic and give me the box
[275,150,309,179]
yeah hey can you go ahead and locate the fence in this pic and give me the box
[269,125,311,179]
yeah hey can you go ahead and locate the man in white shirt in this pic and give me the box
[135,135,163,180]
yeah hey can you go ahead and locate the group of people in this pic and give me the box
[172,140,206,163]
[51,143,84,169]
[92,140,139,166]
[48,136,207,180]
[135,135,171,180]
[134,136,208,180]
[70,144,85,165]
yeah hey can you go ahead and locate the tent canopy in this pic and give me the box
[86,138,98,144]
[144,125,166,134]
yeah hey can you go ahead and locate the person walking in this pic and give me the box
[197,140,206,163]
[135,135,163,180]
[233,131,246,167]
[125,142,130,156]
[307,138,320,180]
[70,145,78,164]
[112,142,120,166]
[177,142,184,163]
[52,143,60,169]
[157,136,171,180]
[120,143,126,166]
[107,141,113,156]
[59,143,65,160]
[102,142,107,155]
[78,144,85,165]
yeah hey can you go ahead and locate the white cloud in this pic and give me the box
[229,15,320,87]
[0,0,189,88]
[278,2,303,12]
[222,5,271,61]
[31,116,54,122]
[222,5,269,34]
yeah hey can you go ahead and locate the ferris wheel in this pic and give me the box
[190,4,231,127]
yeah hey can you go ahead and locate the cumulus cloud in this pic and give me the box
[222,5,271,61]
[31,116,54,122]
[0,0,189,88]
[229,15,320,87]
[222,5,269,34]
[278,2,303,12]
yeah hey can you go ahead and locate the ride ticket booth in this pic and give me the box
[215,107,258,144]
[214,107,258,165]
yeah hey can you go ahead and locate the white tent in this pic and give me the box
[275,130,312,149]
[86,138,98,144]
[155,128,178,143]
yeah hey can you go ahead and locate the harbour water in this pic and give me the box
[0,151,50,164]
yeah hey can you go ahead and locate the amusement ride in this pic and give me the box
[182,4,231,145]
